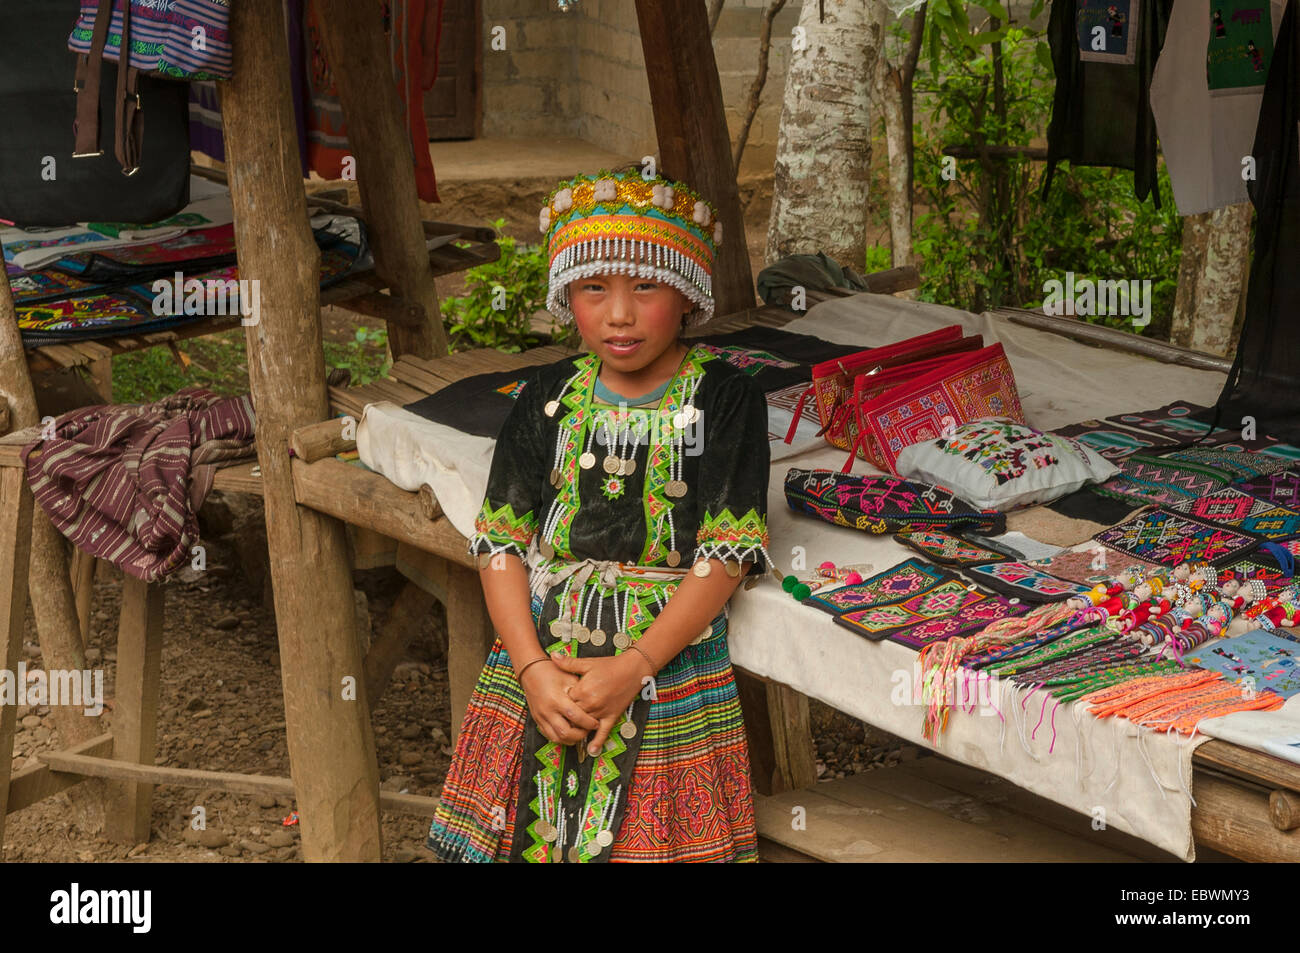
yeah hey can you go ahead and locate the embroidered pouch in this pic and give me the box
[801,557,954,615]
[893,528,1011,567]
[1170,486,1300,541]
[893,420,1118,511]
[1028,545,1143,585]
[832,579,985,642]
[784,468,1006,537]
[1218,558,1292,595]
[1236,469,1300,509]
[1092,507,1260,569]
[841,343,1027,475]
[885,594,1032,649]
[963,561,1096,604]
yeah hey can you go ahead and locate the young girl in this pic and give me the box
[426,169,772,863]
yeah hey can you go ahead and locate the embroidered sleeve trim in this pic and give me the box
[694,506,772,568]
[467,501,538,560]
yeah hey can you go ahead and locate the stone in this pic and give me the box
[390,848,417,863]
[198,830,229,849]
[84,648,101,665]
[182,828,203,846]
[192,709,214,719]
[381,776,413,793]
[265,830,294,848]
[219,845,241,858]
[185,696,207,712]
[399,724,422,740]
[256,795,277,809]
[398,750,423,767]
[214,615,240,631]
[240,839,271,855]
[899,745,920,762]
[20,715,40,730]
[127,843,148,858]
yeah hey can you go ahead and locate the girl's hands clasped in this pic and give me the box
[518,659,601,746]
[549,651,654,756]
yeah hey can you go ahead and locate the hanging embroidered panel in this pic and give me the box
[1092,507,1260,568]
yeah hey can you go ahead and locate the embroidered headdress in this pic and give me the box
[539,168,722,327]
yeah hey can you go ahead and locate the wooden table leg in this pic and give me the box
[70,548,95,653]
[0,466,34,854]
[104,577,164,845]
[222,0,382,861]
[444,563,495,746]
[736,669,818,796]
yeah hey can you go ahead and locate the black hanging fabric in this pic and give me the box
[1207,1,1300,443]
[0,0,190,228]
[1042,0,1174,207]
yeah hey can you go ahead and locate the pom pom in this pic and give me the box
[844,571,862,585]
[818,561,836,572]
[792,583,811,601]
[782,575,797,592]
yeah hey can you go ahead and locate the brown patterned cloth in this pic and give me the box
[21,387,256,582]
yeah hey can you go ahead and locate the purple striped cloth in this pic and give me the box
[22,387,255,583]
[68,0,234,81]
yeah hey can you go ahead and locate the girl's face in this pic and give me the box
[569,272,690,375]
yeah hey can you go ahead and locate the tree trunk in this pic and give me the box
[872,5,926,276]
[765,0,888,268]
[1170,203,1253,356]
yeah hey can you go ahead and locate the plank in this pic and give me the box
[1191,773,1300,862]
[210,461,264,496]
[445,562,496,746]
[39,753,441,817]
[0,467,34,850]
[6,734,114,815]
[1193,739,1300,794]
[33,344,86,368]
[852,756,1169,860]
[291,457,474,567]
[104,576,165,845]
[290,418,356,464]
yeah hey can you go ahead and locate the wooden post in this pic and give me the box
[735,670,817,795]
[103,577,163,845]
[634,0,755,318]
[0,465,34,854]
[317,0,448,360]
[0,268,104,834]
[444,563,495,745]
[221,0,382,862]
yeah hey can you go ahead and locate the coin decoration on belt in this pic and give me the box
[538,821,557,841]
[612,631,631,650]
[618,720,637,739]
[589,628,607,647]
[549,468,562,488]
[540,539,555,559]
[620,457,636,475]
[596,830,614,847]
[603,455,620,474]
[682,404,699,425]
[545,399,559,417]
[476,553,492,569]
[568,846,582,863]
[573,624,591,643]
[725,560,741,577]
[665,550,681,567]
[693,560,712,578]
[665,480,687,498]
[579,451,596,470]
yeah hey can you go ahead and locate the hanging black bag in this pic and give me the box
[0,0,190,228]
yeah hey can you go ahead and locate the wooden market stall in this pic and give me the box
[2,0,1299,866]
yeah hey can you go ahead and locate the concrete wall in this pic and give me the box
[479,0,800,177]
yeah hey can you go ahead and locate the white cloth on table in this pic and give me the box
[1198,694,1300,764]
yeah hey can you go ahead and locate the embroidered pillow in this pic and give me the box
[893,420,1118,512]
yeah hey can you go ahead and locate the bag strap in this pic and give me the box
[113,0,144,175]
[782,383,815,445]
[73,0,118,158]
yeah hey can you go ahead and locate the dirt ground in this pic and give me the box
[3,170,906,863]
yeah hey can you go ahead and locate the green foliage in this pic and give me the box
[323,325,392,387]
[863,244,893,274]
[908,15,1182,335]
[112,329,248,403]
[439,219,579,353]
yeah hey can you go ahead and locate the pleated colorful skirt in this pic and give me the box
[426,613,758,863]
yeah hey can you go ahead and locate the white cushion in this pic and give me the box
[893,419,1119,512]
